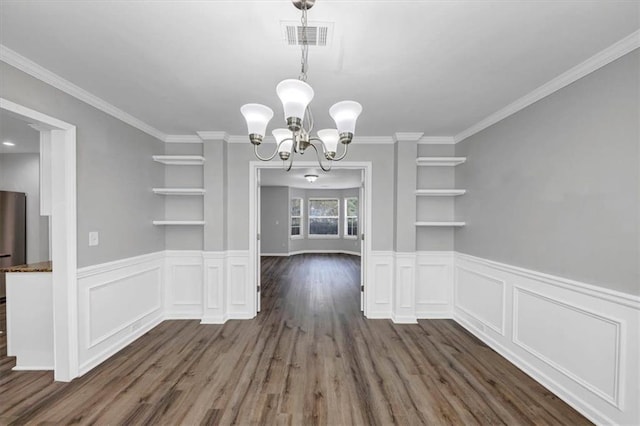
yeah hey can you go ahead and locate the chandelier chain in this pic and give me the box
[299,3,309,82]
[298,2,314,134]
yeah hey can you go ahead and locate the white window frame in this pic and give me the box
[290,197,303,239]
[308,197,340,239]
[344,197,358,239]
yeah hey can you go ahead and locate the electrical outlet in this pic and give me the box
[89,231,99,246]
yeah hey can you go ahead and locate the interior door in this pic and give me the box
[256,169,262,313]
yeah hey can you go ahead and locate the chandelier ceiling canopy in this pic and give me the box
[240,0,362,172]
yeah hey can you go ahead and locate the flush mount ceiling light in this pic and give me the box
[241,0,362,172]
[2,141,15,146]
[304,174,318,183]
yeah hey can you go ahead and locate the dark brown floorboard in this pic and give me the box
[0,254,590,425]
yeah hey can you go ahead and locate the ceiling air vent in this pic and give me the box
[282,21,333,47]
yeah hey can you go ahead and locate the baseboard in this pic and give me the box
[78,312,163,376]
[262,250,361,257]
[201,314,228,324]
[391,314,418,324]
[12,365,53,371]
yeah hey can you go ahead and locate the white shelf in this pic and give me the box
[416,157,466,167]
[152,155,205,165]
[415,189,466,197]
[152,220,205,226]
[152,188,206,196]
[415,221,466,227]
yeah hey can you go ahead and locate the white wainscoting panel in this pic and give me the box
[202,252,226,324]
[226,251,254,319]
[164,251,203,319]
[455,266,506,335]
[513,287,621,407]
[415,252,454,318]
[393,253,417,323]
[366,251,394,319]
[77,252,165,375]
[454,252,640,426]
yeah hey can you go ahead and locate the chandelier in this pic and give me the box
[240,0,362,172]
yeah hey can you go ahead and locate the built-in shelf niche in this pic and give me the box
[415,156,467,232]
[416,157,466,167]
[152,188,206,196]
[415,189,466,196]
[415,221,466,227]
[152,220,205,226]
[152,155,205,166]
[153,153,205,228]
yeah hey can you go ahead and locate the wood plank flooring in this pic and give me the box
[0,254,590,425]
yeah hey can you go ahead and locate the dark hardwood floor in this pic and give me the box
[0,254,590,425]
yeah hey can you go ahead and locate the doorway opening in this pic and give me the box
[249,161,372,317]
[0,98,78,381]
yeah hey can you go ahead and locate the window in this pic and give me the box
[290,198,303,238]
[308,198,339,237]
[344,197,358,238]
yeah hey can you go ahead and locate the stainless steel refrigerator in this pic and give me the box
[0,190,27,300]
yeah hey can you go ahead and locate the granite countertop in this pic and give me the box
[1,261,53,273]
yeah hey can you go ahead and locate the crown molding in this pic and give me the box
[419,136,455,145]
[197,131,229,142]
[164,134,203,143]
[394,132,424,142]
[454,30,640,144]
[0,44,167,142]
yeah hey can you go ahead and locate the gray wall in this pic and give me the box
[455,50,639,295]
[224,142,395,252]
[0,154,50,263]
[0,62,165,267]
[260,186,290,255]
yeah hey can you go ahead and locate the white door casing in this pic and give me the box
[0,98,78,381]
[249,161,372,317]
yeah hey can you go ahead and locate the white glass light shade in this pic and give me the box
[317,129,339,153]
[276,79,314,120]
[329,101,362,134]
[305,174,318,183]
[272,128,293,154]
[240,103,274,136]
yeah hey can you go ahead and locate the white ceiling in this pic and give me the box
[261,167,361,189]
[0,109,40,154]
[0,1,638,138]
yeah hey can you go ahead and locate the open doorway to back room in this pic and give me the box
[251,163,371,317]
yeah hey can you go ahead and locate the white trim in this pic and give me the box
[0,44,166,142]
[1,98,78,382]
[454,30,640,143]
[262,250,361,257]
[77,251,165,278]
[419,136,456,145]
[250,160,373,318]
[416,157,466,166]
[197,131,229,142]
[394,132,424,142]
[456,252,639,309]
[164,134,203,143]
[12,365,54,371]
